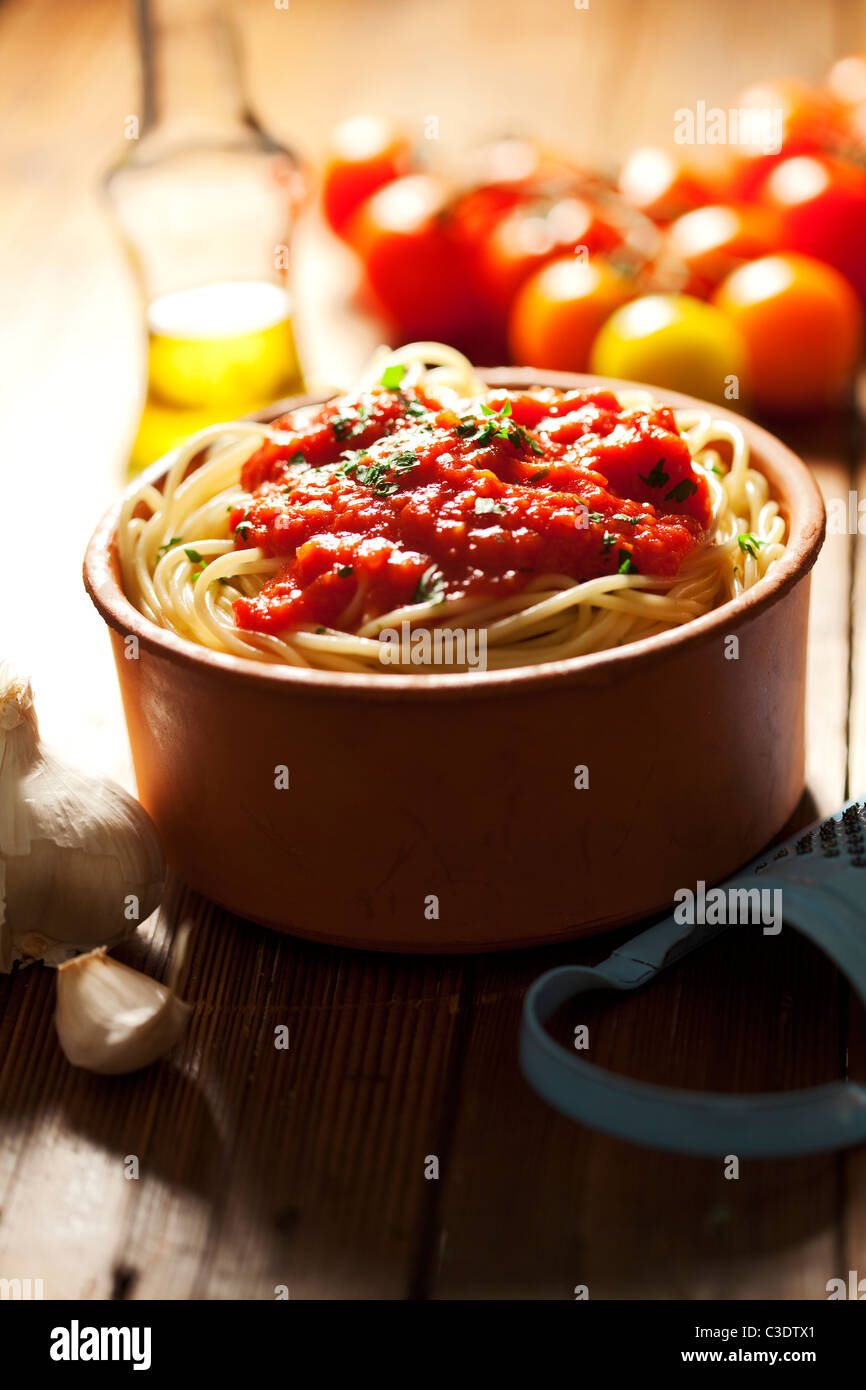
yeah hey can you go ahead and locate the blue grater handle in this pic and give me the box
[519,877,866,1157]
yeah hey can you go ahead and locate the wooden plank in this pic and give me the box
[0,877,470,1298]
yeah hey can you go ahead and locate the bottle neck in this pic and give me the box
[136,0,253,145]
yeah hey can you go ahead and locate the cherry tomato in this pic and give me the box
[507,257,634,372]
[478,198,622,323]
[666,203,781,297]
[508,257,636,372]
[756,153,866,303]
[827,53,866,107]
[713,252,861,412]
[725,80,848,199]
[619,147,712,223]
[349,174,480,342]
[589,294,746,405]
[322,115,412,238]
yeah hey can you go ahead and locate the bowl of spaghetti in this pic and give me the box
[84,344,824,951]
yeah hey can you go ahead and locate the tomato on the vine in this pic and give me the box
[725,80,848,200]
[666,203,780,297]
[508,256,635,372]
[756,154,866,304]
[619,147,713,223]
[713,252,861,412]
[322,115,412,238]
[478,198,622,324]
[589,293,745,405]
[349,174,481,342]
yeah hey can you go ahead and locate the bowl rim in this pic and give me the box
[83,368,826,701]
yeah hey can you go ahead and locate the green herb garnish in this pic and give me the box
[184,548,205,565]
[332,415,355,440]
[664,478,699,504]
[618,550,638,574]
[457,401,543,455]
[381,363,406,390]
[413,564,447,605]
[737,533,764,558]
[337,565,354,578]
[611,512,647,525]
[528,468,550,483]
[511,423,544,455]
[638,458,669,489]
[156,536,182,560]
[339,448,417,496]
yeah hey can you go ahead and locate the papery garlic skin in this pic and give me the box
[0,664,165,971]
[55,948,191,1074]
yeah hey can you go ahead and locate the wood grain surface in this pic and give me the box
[1,0,865,1300]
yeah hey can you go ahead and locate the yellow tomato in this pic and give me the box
[589,294,746,404]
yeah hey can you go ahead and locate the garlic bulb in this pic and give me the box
[56,948,191,1074]
[0,663,165,971]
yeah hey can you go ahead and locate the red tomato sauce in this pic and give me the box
[230,383,712,635]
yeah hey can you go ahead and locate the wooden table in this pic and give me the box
[1,0,866,1300]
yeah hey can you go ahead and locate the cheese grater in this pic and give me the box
[520,799,866,1156]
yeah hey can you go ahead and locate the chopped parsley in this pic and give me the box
[638,458,669,489]
[332,408,366,441]
[315,626,327,634]
[184,546,207,580]
[235,509,253,541]
[618,550,638,575]
[664,478,699,504]
[528,468,550,483]
[337,565,354,578]
[737,533,764,558]
[413,564,447,605]
[381,363,406,390]
[156,536,182,560]
[457,400,544,455]
[474,497,506,516]
[511,423,545,455]
[339,447,417,496]
[611,512,648,525]
[601,531,616,551]
[585,510,604,523]
[390,450,419,472]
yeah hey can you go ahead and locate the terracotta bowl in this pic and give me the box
[83,372,825,952]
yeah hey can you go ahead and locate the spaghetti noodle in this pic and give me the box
[118,342,788,673]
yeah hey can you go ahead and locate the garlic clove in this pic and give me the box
[55,948,191,1075]
[0,664,165,971]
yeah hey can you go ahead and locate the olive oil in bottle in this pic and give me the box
[130,280,303,472]
[105,0,305,475]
